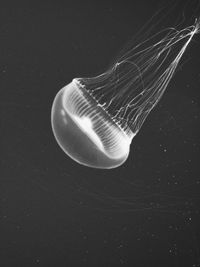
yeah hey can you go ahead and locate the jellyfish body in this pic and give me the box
[51,18,200,169]
[51,80,133,169]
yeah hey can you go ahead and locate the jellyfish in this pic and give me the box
[51,13,200,169]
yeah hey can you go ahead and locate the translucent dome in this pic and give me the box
[51,80,133,169]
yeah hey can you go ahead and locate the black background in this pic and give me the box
[1,1,200,266]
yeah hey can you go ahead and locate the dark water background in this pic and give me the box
[1,1,200,266]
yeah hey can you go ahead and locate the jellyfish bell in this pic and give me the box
[51,79,133,169]
[51,17,200,169]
